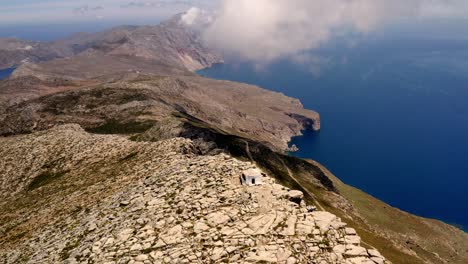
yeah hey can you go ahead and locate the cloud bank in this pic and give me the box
[184,0,468,62]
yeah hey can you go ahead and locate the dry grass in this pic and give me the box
[305,160,468,264]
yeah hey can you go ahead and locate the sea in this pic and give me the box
[0,67,14,80]
[198,24,468,231]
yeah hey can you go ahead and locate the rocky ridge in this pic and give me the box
[1,14,222,76]
[0,38,61,69]
[0,74,320,151]
[0,125,386,264]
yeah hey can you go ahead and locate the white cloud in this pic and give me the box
[290,53,333,77]
[181,7,202,25]
[120,1,196,9]
[419,1,468,18]
[199,0,468,62]
[181,7,214,27]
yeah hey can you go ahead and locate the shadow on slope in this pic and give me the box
[131,112,337,196]
[130,112,468,264]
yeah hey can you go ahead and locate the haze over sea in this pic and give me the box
[199,22,468,231]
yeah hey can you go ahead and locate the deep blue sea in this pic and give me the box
[198,32,468,231]
[0,68,14,80]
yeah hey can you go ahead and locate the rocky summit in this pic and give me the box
[0,125,386,264]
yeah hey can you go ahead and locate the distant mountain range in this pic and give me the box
[1,15,222,77]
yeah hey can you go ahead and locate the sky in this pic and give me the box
[0,0,218,40]
[1,0,467,60]
[0,0,218,25]
[1,0,467,25]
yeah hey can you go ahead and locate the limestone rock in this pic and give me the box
[0,125,386,264]
[193,221,210,233]
[287,190,304,200]
[159,225,183,245]
[345,246,369,257]
[312,211,337,233]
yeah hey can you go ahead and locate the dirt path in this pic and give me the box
[243,140,254,162]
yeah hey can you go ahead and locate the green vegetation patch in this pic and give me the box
[28,170,70,191]
[59,233,85,260]
[86,119,155,134]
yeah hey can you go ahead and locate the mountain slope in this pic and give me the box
[0,73,319,151]
[0,11,466,264]
[287,160,468,264]
[0,124,387,264]
[1,14,222,75]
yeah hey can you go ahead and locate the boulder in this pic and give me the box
[345,227,357,236]
[194,221,211,233]
[344,245,369,257]
[312,211,337,233]
[159,225,183,245]
[206,212,230,227]
[287,190,304,200]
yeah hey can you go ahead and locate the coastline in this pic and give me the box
[196,64,321,152]
[196,61,468,238]
[288,130,467,233]
[196,64,467,263]
[199,62,462,230]
[285,130,468,234]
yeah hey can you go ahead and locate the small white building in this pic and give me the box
[241,168,263,186]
